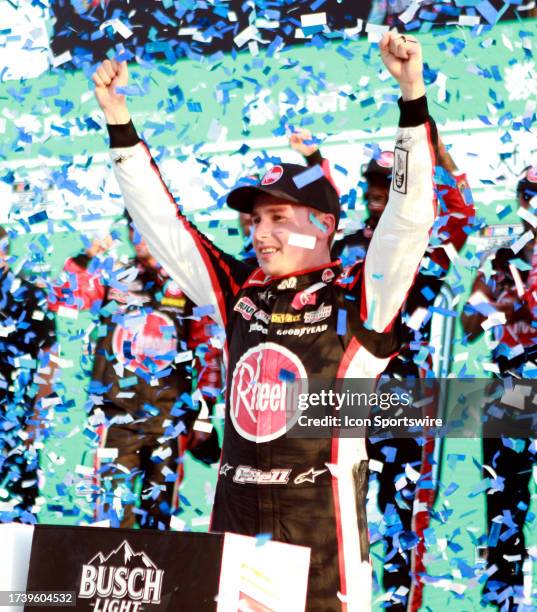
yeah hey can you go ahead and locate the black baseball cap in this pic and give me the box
[363,150,394,182]
[227,163,341,225]
[517,165,537,201]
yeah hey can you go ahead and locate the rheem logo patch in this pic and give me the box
[261,165,284,186]
[112,310,177,373]
[230,343,307,443]
[377,150,394,169]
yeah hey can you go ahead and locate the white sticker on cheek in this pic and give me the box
[287,233,317,250]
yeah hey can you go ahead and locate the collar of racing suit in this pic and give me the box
[242,260,344,293]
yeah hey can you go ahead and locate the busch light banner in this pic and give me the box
[19,525,310,611]
[24,526,224,611]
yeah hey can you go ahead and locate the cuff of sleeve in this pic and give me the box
[398,96,429,128]
[305,150,323,167]
[107,121,140,148]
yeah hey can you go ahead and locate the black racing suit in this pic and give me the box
[51,255,215,529]
[107,95,437,610]
[0,268,56,522]
[92,261,197,529]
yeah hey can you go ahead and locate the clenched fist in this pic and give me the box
[92,59,131,125]
[380,32,425,101]
[289,128,318,157]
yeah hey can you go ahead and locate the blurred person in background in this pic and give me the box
[0,225,58,523]
[461,165,537,611]
[50,217,222,529]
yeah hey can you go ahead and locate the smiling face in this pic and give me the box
[251,195,335,277]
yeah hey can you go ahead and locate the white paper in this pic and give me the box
[501,385,531,411]
[193,420,213,433]
[217,533,310,612]
[288,232,317,250]
[436,72,448,103]
[399,2,420,24]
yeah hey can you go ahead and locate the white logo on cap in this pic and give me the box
[261,165,284,186]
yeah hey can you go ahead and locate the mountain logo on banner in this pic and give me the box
[78,540,164,611]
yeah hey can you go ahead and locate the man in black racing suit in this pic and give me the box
[50,223,222,529]
[92,33,438,611]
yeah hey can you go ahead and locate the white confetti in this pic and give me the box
[170,516,186,531]
[175,350,193,364]
[501,385,531,411]
[406,307,429,331]
[193,420,213,433]
[436,72,448,103]
[57,305,79,320]
[458,15,481,26]
[99,18,133,39]
[518,206,537,227]
[97,448,118,460]
[399,2,420,24]
[365,23,389,43]
[50,50,72,68]
[234,25,257,48]
[404,464,420,483]
[508,264,525,297]
[300,12,327,27]
[368,459,383,473]
[511,230,533,254]
[481,312,506,331]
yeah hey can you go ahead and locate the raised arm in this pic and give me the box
[362,33,437,332]
[92,60,252,329]
[289,128,340,196]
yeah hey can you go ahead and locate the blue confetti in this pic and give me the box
[293,164,325,189]
[337,309,347,336]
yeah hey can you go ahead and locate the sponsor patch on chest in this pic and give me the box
[234,297,257,321]
[233,466,291,484]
